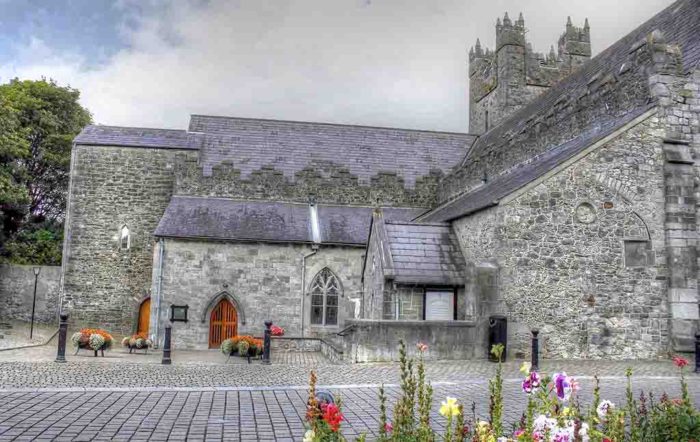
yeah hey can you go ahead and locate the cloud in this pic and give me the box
[0,0,675,132]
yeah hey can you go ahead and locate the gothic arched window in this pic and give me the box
[120,225,130,250]
[309,268,341,326]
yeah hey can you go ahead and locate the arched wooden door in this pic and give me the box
[137,298,150,336]
[209,298,237,348]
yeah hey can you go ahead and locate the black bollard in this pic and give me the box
[262,320,272,365]
[695,331,700,374]
[55,313,69,363]
[531,328,539,372]
[162,324,172,365]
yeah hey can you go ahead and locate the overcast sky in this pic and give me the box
[0,0,674,132]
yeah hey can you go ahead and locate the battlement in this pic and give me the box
[468,13,592,134]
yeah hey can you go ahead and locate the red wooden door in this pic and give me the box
[137,298,150,336]
[209,299,237,348]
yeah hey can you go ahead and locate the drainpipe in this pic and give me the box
[153,238,165,347]
[302,201,322,338]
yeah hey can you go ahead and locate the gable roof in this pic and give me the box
[154,196,422,245]
[420,104,655,222]
[189,115,475,187]
[367,211,466,285]
[74,125,193,149]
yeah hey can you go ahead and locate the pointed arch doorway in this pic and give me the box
[209,298,237,348]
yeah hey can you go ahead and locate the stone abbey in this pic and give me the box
[61,0,700,361]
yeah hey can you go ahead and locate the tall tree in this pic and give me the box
[0,78,92,263]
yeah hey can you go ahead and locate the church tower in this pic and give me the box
[469,14,591,134]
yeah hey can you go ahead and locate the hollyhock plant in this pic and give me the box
[552,372,574,402]
[322,403,344,432]
[521,371,542,394]
[416,341,428,353]
[673,355,689,368]
[596,400,614,420]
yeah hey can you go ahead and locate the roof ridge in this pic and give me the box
[189,114,475,137]
[86,124,186,132]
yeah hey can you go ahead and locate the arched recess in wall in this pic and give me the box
[200,291,246,325]
[623,211,651,240]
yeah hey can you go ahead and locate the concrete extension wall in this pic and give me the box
[342,319,478,362]
[0,265,61,324]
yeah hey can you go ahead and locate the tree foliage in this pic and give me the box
[0,78,91,264]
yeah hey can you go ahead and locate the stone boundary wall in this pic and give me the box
[342,319,478,363]
[0,265,61,324]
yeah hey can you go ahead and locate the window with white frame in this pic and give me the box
[120,225,130,250]
[309,268,341,326]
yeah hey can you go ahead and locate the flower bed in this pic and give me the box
[303,342,700,441]
[71,328,114,357]
[271,325,285,336]
[121,333,153,354]
[220,335,264,360]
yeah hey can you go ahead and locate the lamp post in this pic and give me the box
[30,267,41,340]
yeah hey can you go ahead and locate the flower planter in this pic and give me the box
[71,328,114,357]
[121,335,153,354]
[221,335,263,363]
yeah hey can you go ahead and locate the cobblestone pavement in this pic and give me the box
[0,353,698,441]
[0,377,698,441]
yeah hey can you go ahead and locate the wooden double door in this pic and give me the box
[209,298,238,348]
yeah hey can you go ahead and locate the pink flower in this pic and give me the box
[384,422,393,433]
[416,342,428,353]
[673,356,689,368]
[514,429,525,438]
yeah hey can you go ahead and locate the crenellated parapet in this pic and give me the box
[468,13,592,134]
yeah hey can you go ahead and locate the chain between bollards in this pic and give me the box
[55,313,68,363]
[531,328,539,372]
[162,324,172,365]
[262,320,272,365]
[695,331,700,374]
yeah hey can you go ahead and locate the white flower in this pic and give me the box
[88,333,105,351]
[497,437,509,442]
[302,429,315,442]
[533,414,557,433]
[596,400,615,420]
[578,422,590,442]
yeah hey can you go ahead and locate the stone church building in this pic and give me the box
[61,0,700,361]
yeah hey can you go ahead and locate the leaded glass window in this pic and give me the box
[309,268,341,326]
[120,225,130,250]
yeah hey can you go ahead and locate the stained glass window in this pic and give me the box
[309,268,341,326]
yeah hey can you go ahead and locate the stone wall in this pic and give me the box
[453,114,670,359]
[0,265,61,324]
[62,145,196,335]
[152,239,364,349]
[342,319,478,362]
[174,155,442,208]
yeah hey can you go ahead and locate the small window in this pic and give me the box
[624,240,653,267]
[120,226,130,250]
[309,268,341,326]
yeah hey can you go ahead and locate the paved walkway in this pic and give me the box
[0,347,698,441]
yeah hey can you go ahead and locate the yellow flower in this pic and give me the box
[562,406,572,417]
[439,397,461,418]
[519,361,531,374]
[302,429,315,442]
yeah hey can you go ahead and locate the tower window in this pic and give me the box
[120,226,130,250]
[309,268,341,326]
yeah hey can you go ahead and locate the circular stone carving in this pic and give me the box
[575,203,596,224]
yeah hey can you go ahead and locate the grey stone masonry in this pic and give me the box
[61,145,197,335]
[648,29,700,351]
[150,239,364,349]
[0,265,61,324]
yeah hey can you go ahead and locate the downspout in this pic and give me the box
[153,237,165,347]
[300,247,318,338]
[301,200,322,338]
[57,145,78,320]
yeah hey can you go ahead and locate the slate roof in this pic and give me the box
[154,196,423,245]
[420,104,655,223]
[74,125,193,149]
[379,220,466,285]
[463,0,700,169]
[188,115,475,187]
